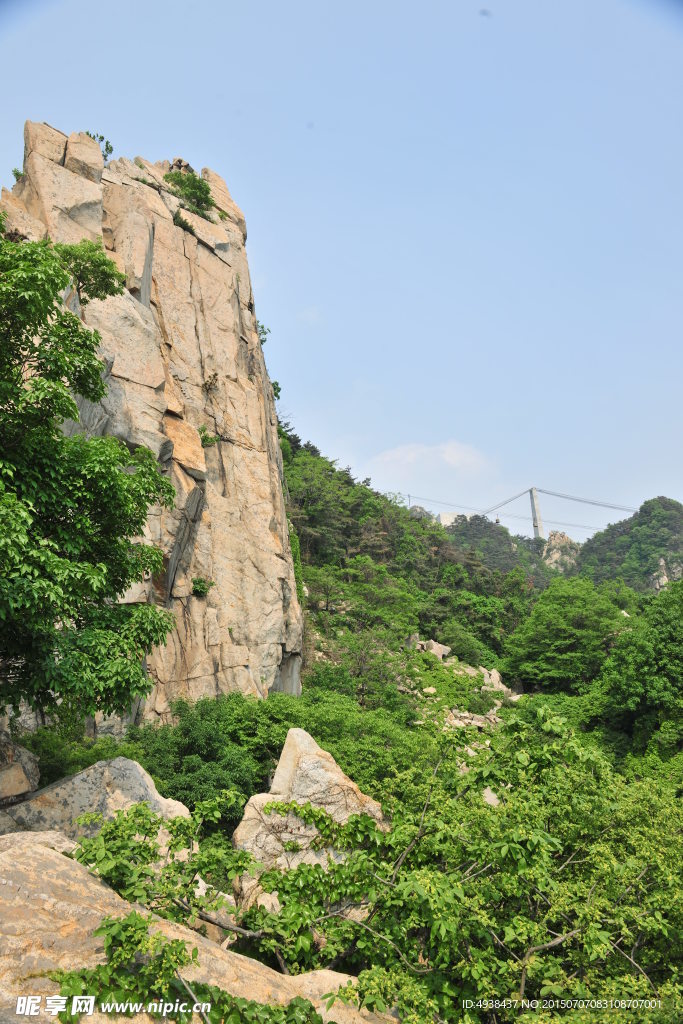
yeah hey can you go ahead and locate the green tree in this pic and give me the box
[599,581,683,747]
[503,577,628,692]
[0,218,174,719]
[62,710,683,1024]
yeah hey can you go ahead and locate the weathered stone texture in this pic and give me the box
[4,757,189,837]
[1,122,303,723]
[0,838,391,1023]
[0,733,39,803]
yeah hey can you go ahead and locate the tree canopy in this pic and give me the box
[502,577,632,693]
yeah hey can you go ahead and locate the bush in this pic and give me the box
[198,424,219,447]
[172,209,195,235]
[503,577,630,693]
[191,577,215,598]
[164,170,215,219]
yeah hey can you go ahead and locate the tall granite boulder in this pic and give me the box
[1,122,303,726]
[233,729,386,908]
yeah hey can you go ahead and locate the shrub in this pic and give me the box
[256,320,270,345]
[172,209,195,235]
[198,424,219,447]
[85,132,113,161]
[191,577,215,598]
[163,170,215,219]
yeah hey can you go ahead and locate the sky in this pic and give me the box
[1,0,681,540]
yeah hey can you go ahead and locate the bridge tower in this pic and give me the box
[529,487,545,540]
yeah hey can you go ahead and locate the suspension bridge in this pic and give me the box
[401,488,639,540]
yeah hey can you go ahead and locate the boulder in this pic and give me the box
[443,708,500,731]
[424,639,451,660]
[0,810,22,835]
[233,729,385,905]
[0,763,34,802]
[408,636,451,661]
[23,120,67,165]
[482,786,500,807]
[479,667,522,703]
[4,757,189,838]
[64,131,104,183]
[0,837,391,1023]
[0,828,76,855]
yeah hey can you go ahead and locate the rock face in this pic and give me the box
[1,121,303,726]
[4,756,189,837]
[233,729,385,905]
[542,530,580,573]
[0,836,391,1023]
[651,555,683,592]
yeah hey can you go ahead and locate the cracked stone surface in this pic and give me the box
[1,121,303,727]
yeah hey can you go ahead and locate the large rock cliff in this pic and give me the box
[0,121,303,724]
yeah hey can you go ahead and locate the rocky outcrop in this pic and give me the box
[409,635,451,660]
[233,729,385,907]
[443,707,500,731]
[1,121,303,726]
[0,836,392,1023]
[4,756,188,837]
[479,667,522,702]
[651,555,683,592]
[542,531,580,573]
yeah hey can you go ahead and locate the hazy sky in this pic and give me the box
[1,0,681,539]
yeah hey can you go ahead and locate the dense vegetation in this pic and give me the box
[575,496,683,592]
[445,513,552,587]
[2,225,681,1020]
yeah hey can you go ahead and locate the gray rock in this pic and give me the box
[5,756,189,838]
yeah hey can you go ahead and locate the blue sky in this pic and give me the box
[1,0,681,539]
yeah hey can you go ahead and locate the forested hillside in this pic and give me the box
[575,497,683,592]
[445,514,552,586]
